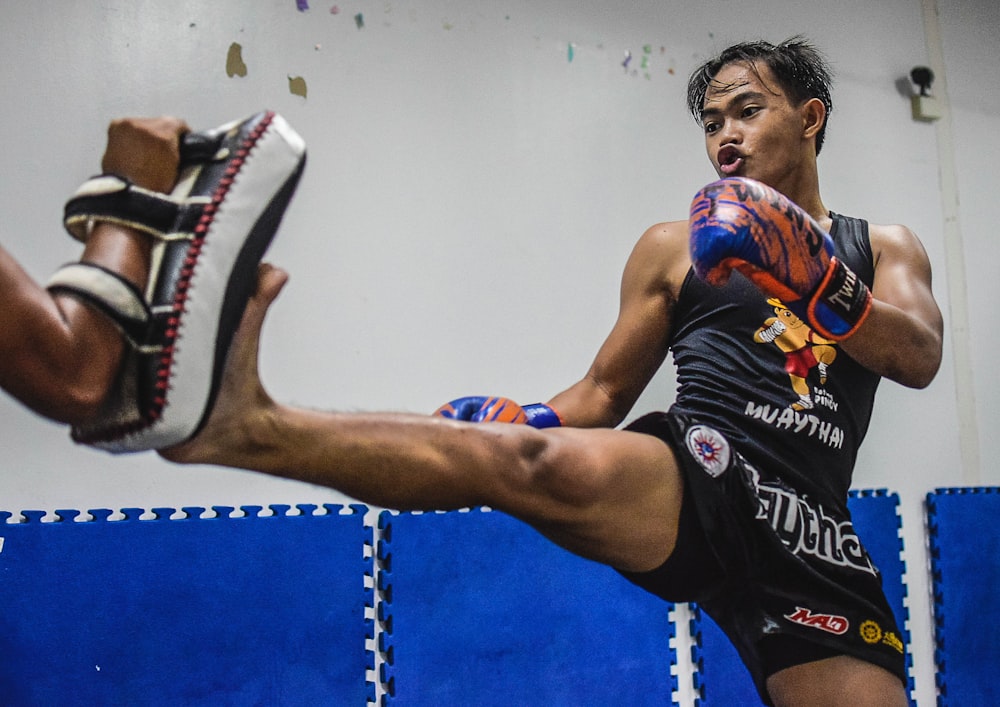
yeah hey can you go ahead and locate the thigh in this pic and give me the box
[766,654,907,707]
[617,468,728,602]
[493,424,685,574]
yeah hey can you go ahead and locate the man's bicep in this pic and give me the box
[554,222,682,425]
[549,302,670,427]
[848,224,944,386]
[871,225,942,333]
[586,263,674,417]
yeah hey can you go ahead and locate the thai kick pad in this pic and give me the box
[927,487,1000,706]
[53,111,306,452]
[377,508,677,705]
[690,489,912,706]
[0,505,373,704]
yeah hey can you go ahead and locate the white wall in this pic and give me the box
[938,0,1000,482]
[0,1,994,704]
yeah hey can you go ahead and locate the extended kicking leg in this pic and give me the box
[163,266,685,573]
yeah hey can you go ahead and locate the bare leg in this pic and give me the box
[163,265,685,573]
[766,655,907,707]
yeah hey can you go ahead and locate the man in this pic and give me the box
[163,38,942,706]
[1,117,188,424]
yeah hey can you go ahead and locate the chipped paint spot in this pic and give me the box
[288,75,307,98]
[226,42,248,78]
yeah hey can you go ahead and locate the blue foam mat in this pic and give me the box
[691,489,911,706]
[927,487,1000,706]
[378,508,676,706]
[0,504,373,705]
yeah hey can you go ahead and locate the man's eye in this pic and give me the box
[742,106,761,117]
[704,122,719,134]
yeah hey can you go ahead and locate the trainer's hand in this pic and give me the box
[434,396,563,428]
[689,177,872,341]
[102,116,190,194]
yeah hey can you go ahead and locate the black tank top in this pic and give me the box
[668,213,879,510]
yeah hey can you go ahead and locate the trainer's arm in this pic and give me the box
[546,222,682,428]
[0,230,142,422]
[839,224,943,388]
[0,116,187,423]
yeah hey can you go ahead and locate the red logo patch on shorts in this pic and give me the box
[684,425,731,478]
[784,606,849,635]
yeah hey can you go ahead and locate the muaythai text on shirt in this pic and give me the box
[745,400,845,449]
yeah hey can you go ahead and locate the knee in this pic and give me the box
[495,430,608,511]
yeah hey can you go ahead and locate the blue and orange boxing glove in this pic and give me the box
[434,396,563,428]
[688,177,872,341]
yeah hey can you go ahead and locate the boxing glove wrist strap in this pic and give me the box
[523,403,563,429]
[806,257,873,341]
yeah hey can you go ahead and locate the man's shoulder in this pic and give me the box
[865,221,916,239]
[628,220,692,294]
[634,219,691,266]
[832,214,923,255]
[864,222,923,255]
[638,219,689,247]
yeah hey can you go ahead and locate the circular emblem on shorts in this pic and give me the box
[859,620,883,645]
[685,425,731,478]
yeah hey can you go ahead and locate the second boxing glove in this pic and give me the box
[689,177,872,341]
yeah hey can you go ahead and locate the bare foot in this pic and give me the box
[160,263,288,465]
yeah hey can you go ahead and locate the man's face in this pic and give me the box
[700,61,810,191]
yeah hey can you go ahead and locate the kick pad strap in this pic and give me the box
[46,262,150,346]
[63,175,186,242]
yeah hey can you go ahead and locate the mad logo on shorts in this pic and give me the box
[685,425,731,477]
[784,606,849,635]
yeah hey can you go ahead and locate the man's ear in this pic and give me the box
[801,97,826,141]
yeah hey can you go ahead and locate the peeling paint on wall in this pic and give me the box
[228,13,676,87]
[226,42,248,78]
[288,75,308,98]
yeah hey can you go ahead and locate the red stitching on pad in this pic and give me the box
[151,112,275,420]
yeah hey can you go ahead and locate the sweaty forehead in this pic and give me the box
[703,62,781,107]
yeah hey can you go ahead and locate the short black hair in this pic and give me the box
[686,37,834,154]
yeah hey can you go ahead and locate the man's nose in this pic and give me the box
[717,118,741,144]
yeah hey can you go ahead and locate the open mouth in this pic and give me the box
[717,147,743,175]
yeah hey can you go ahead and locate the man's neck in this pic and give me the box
[774,169,828,226]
